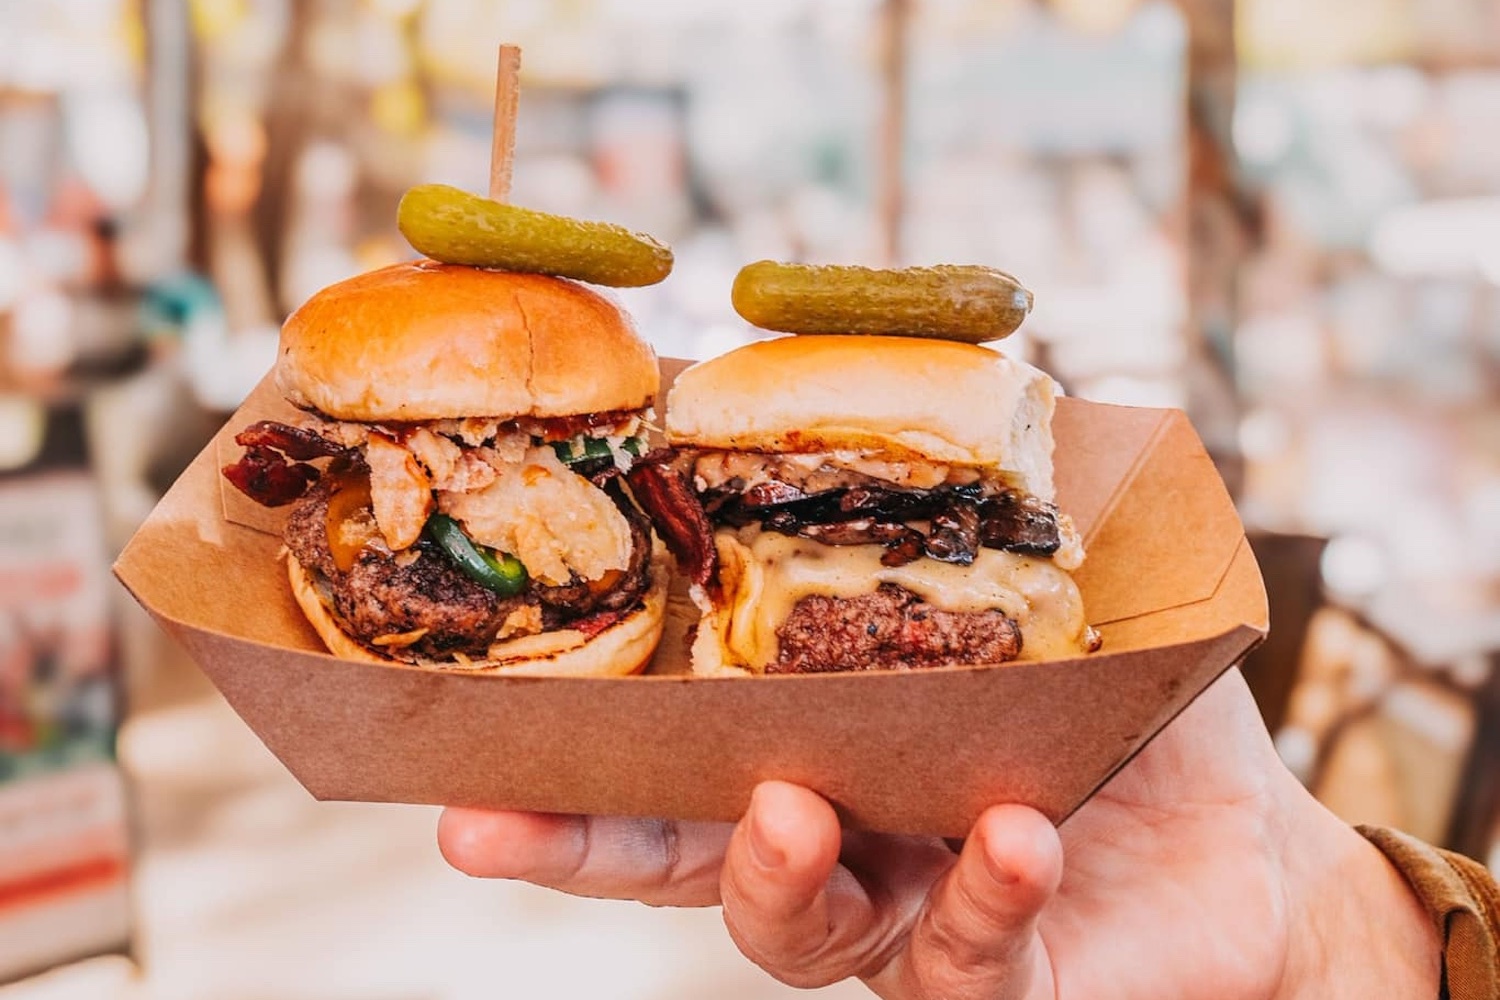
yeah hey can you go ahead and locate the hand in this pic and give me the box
[437,669,1439,999]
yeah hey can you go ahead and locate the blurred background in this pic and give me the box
[1,0,1498,996]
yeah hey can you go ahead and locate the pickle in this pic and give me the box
[398,184,673,287]
[731,261,1033,343]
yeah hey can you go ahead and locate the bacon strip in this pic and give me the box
[235,421,345,460]
[625,461,716,589]
[222,421,345,507]
[222,446,321,507]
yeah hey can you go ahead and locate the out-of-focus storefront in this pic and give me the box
[1231,0,1500,863]
[0,0,1496,997]
[0,1,144,983]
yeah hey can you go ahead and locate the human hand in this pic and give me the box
[438,669,1439,999]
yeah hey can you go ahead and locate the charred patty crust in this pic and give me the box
[284,477,652,661]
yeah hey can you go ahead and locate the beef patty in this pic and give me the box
[771,583,1021,674]
[284,477,652,661]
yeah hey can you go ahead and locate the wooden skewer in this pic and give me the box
[489,44,523,202]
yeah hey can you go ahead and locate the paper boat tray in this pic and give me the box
[115,358,1266,837]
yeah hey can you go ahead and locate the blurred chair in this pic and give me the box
[1445,649,1500,862]
[1241,531,1328,734]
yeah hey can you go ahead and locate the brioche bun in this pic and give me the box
[664,335,1058,500]
[287,545,668,677]
[275,261,658,422]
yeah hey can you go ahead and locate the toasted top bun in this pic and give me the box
[275,261,658,422]
[665,335,1058,500]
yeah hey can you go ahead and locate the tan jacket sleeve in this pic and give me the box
[1360,826,1500,1000]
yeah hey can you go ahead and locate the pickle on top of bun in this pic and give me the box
[625,262,1099,675]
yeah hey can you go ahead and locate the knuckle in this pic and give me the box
[919,900,1000,979]
[549,815,592,887]
[723,916,845,991]
[640,819,686,904]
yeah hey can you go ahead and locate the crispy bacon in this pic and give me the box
[625,461,716,589]
[235,421,344,460]
[222,446,321,507]
[222,421,346,507]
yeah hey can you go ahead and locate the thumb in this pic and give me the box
[879,805,1061,1000]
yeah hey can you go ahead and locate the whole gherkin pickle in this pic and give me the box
[731,261,1033,343]
[398,184,673,287]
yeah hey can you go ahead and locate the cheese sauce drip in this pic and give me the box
[711,527,1091,672]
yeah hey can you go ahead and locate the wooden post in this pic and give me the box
[1176,0,1257,498]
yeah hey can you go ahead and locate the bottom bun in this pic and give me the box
[287,545,668,677]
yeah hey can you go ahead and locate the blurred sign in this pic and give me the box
[0,468,133,982]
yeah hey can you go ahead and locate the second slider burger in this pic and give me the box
[629,334,1099,675]
[223,261,667,676]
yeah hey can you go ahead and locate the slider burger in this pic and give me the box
[222,261,667,675]
[627,335,1099,675]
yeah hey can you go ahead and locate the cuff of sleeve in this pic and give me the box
[1359,825,1500,1000]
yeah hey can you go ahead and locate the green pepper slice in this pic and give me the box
[425,514,528,597]
[553,437,613,465]
[552,435,648,468]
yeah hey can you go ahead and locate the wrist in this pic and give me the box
[1270,781,1441,1000]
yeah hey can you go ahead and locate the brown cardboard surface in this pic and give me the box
[115,359,1266,837]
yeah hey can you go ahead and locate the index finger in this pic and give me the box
[438,808,730,907]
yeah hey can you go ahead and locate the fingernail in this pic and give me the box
[748,801,785,871]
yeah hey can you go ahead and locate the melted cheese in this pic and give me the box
[710,528,1090,672]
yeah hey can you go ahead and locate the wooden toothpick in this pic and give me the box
[489,44,523,202]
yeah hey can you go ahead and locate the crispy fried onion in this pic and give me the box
[371,627,430,648]
[439,446,632,587]
[366,432,435,551]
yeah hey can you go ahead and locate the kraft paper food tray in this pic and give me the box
[114,357,1266,837]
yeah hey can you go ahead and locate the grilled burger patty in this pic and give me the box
[284,476,653,660]
[772,583,1022,674]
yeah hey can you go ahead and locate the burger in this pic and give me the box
[222,260,668,676]
[626,334,1098,675]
